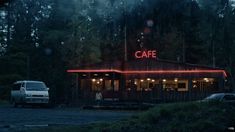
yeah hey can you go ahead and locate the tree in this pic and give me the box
[0,0,53,100]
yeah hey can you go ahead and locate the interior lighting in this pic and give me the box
[105,74,109,76]
[204,78,209,82]
[82,74,86,77]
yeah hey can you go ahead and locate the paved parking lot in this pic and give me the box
[0,105,136,131]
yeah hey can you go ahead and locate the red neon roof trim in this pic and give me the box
[67,69,227,77]
[67,69,122,73]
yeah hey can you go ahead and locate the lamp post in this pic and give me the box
[122,0,127,62]
[26,55,30,79]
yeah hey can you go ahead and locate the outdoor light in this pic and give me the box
[92,79,96,82]
[151,79,155,82]
[94,74,98,76]
[204,78,209,82]
[134,81,137,85]
[105,74,109,76]
[140,79,144,82]
[174,78,178,82]
[97,81,100,84]
[193,80,197,83]
[100,78,103,81]
[147,78,151,81]
[82,74,87,77]
[163,79,166,82]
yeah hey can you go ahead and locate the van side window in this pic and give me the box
[12,83,21,90]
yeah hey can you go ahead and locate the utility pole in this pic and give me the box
[27,55,30,80]
[6,0,11,47]
[123,0,127,62]
[124,25,127,61]
[212,38,215,68]
[181,30,186,63]
[182,36,185,63]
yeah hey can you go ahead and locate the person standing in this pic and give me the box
[95,91,103,106]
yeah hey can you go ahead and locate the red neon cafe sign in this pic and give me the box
[135,50,157,59]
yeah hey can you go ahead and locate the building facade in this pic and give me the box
[67,59,228,104]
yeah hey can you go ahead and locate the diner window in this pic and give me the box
[91,78,103,91]
[192,78,218,92]
[114,80,119,91]
[104,80,119,91]
[177,81,188,91]
[134,79,159,91]
[162,79,178,91]
[162,79,188,91]
[105,80,112,91]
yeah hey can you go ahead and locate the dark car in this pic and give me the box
[203,93,235,103]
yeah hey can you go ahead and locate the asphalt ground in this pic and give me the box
[0,104,136,131]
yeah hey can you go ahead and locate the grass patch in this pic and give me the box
[25,102,235,132]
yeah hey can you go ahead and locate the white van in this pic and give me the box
[11,80,49,107]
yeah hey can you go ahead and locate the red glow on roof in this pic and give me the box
[67,69,227,77]
[67,69,121,73]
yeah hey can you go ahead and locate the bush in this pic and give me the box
[27,102,235,132]
[0,74,23,100]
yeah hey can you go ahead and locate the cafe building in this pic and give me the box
[67,50,228,103]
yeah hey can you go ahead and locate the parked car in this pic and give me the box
[202,93,235,103]
[11,80,49,107]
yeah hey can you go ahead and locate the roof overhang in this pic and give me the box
[67,69,227,78]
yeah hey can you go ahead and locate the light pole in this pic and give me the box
[26,55,30,79]
[122,0,127,62]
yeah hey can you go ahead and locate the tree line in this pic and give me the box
[0,0,234,103]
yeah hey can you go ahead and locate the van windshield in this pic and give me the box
[26,82,47,91]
